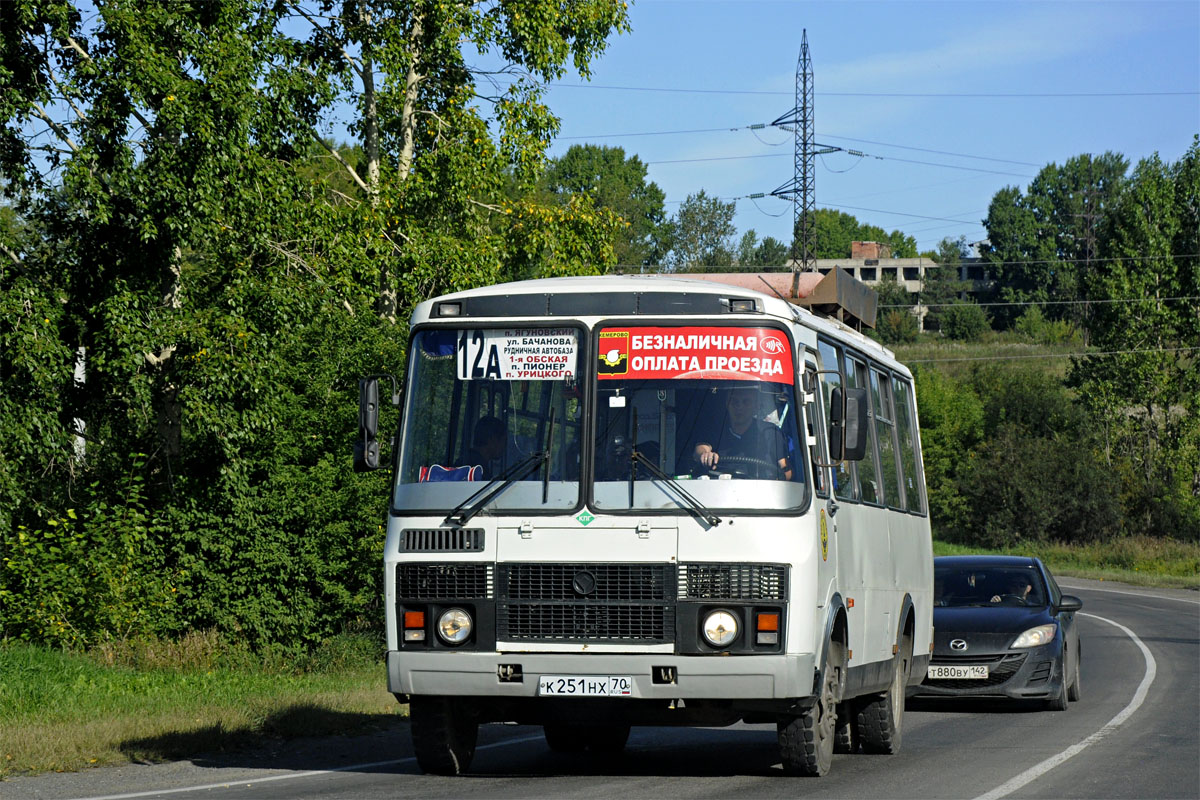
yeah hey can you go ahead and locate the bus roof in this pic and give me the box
[411,274,898,366]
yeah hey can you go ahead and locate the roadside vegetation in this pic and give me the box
[0,632,397,778]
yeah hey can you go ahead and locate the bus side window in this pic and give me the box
[805,358,828,497]
[893,377,925,514]
[847,356,881,505]
[817,339,857,502]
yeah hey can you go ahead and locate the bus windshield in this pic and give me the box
[593,325,809,513]
[394,327,583,513]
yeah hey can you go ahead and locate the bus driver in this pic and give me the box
[692,387,793,480]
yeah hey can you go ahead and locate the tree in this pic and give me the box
[920,236,972,333]
[542,144,667,268]
[665,189,736,270]
[803,208,917,259]
[873,276,918,343]
[1069,141,1200,537]
[0,0,631,647]
[736,229,789,267]
[981,153,1128,329]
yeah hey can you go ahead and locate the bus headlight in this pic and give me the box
[436,608,473,645]
[1011,623,1057,648]
[702,610,739,647]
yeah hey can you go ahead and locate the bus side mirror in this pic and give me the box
[354,377,381,472]
[829,386,870,462]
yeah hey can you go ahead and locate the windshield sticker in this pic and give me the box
[597,326,794,384]
[456,328,577,381]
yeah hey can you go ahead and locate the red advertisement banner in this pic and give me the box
[597,326,794,384]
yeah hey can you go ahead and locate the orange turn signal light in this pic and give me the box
[404,611,425,629]
[756,612,779,632]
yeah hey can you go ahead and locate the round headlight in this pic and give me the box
[437,608,473,645]
[702,610,739,648]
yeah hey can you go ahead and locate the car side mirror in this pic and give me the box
[1056,595,1083,613]
[829,386,869,462]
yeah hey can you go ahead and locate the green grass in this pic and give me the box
[0,632,403,777]
[933,536,1200,590]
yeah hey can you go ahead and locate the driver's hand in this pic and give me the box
[990,594,1002,603]
[694,445,719,468]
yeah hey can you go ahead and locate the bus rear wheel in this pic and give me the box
[779,639,843,776]
[410,696,478,775]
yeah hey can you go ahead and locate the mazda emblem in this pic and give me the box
[572,570,597,596]
[950,638,968,651]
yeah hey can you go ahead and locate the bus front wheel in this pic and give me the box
[410,696,478,775]
[779,639,844,776]
[857,635,911,754]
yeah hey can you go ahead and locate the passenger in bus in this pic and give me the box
[692,387,793,480]
[464,416,506,480]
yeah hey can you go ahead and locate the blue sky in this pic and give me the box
[534,0,1200,256]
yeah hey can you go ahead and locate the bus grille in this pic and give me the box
[679,563,788,600]
[396,563,493,599]
[496,563,675,643]
[401,528,484,552]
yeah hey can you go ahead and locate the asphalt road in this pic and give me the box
[7,577,1198,800]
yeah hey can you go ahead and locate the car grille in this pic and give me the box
[396,563,493,599]
[925,653,1028,689]
[679,563,788,600]
[496,563,675,643]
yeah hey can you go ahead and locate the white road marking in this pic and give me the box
[66,734,546,800]
[972,611,1157,800]
[1058,582,1199,606]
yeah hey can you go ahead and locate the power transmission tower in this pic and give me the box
[770,30,837,296]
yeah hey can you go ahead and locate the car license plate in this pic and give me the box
[537,675,633,697]
[928,664,989,680]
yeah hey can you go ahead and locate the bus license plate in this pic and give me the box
[538,676,633,697]
[928,664,989,680]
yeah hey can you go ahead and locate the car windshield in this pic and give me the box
[593,325,809,513]
[934,565,1047,607]
[394,327,583,513]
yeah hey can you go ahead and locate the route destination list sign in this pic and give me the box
[456,328,578,381]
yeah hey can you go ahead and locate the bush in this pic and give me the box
[957,430,1122,548]
[1014,306,1082,345]
[877,309,919,344]
[938,301,990,341]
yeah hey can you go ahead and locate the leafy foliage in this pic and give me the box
[665,189,736,270]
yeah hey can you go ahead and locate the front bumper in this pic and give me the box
[912,641,1064,700]
[388,650,816,701]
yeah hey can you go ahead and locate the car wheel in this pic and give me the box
[1045,669,1069,711]
[858,635,911,754]
[779,638,843,776]
[411,696,478,775]
[1067,645,1082,702]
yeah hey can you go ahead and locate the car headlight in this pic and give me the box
[702,610,739,647]
[1011,623,1057,648]
[436,608,472,645]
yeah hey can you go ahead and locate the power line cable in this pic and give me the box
[542,82,1199,99]
[906,345,1200,364]
[881,295,1200,309]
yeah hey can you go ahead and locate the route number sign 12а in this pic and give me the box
[456,328,578,381]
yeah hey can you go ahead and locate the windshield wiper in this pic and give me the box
[444,451,547,527]
[630,448,722,528]
[446,408,558,527]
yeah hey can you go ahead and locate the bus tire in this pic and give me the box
[833,701,858,754]
[779,639,843,776]
[586,724,631,753]
[858,635,911,755]
[543,725,587,753]
[410,696,478,775]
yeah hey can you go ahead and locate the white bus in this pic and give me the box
[355,272,933,776]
